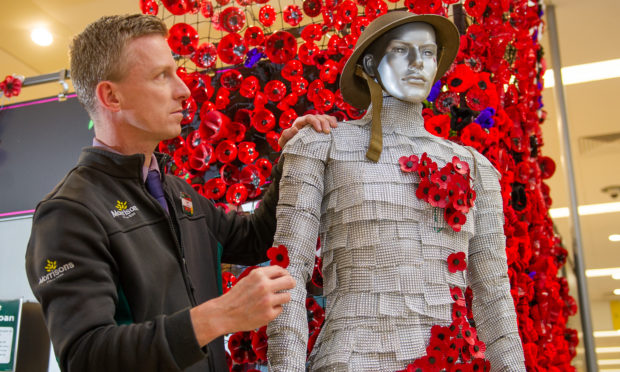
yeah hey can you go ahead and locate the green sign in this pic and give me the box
[0,299,22,372]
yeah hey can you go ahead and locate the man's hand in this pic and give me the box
[278,114,338,148]
[190,265,295,347]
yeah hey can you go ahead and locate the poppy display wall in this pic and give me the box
[140,0,578,370]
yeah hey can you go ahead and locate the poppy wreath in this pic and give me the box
[146,0,578,370]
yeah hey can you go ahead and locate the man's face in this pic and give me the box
[112,34,190,143]
[369,22,438,103]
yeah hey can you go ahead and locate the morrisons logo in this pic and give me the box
[110,200,139,219]
[38,261,75,284]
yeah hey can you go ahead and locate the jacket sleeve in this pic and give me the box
[466,152,526,371]
[26,199,205,372]
[266,128,331,371]
[211,157,284,266]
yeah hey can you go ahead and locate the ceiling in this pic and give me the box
[1,0,620,369]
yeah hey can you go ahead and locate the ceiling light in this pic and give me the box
[614,289,620,295]
[586,268,620,278]
[612,273,620,280]
[611,235,620,242]
[595,330,620,338]
[544,58,620,88]
[549,202,620,219]
[599,347,620,353]
[31,28,53,46]
[599,359,620,366]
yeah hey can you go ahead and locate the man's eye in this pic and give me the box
[392,47,406,53]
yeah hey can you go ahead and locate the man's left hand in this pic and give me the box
[278,114,338,148]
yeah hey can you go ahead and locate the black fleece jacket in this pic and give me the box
[26,147,281,371]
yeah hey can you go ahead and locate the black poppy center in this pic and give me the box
[451,78,463,87]
[406,161,414,168]
[182,35,191,45]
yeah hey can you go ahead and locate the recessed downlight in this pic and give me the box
[31,28,53,46]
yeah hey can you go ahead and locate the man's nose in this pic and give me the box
[175,74,191,101]
[408,47,423,69]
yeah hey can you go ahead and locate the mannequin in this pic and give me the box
[267,12,525,371]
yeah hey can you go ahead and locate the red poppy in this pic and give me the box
[319,60,340,84]
[200,0,214,17]
[217,33,247,65]
[459,123,487,149]
[267,245,290,268]
[469,340,486,359]
[200,110,230,142]
[299,42,320,65]
[266,131,281,152]
[448,364,472,372]
[452,157,470,176]
[222,271,237,294]
[251,108,276,133]
[337,0,358,23]
[191,42,218,69]
[188,143,213,172]
[291,77,309,96]
[227,122,246,143]
[399,155,419,173]
[214,87,230,110]
[256,158,273,178]
[264,80,287,102]
[306,296,325,330]
[451,304,468,325]
[162,0,190,15]
[254,91,268,109]
[406,0,443,14]
[226,183,248,206]
[351,16,370,37]
[258,5,276,27]
[283,5,303,26]
[279,109,298,130]
[539,156,556,179]
[424,114,450,139]
[240,76,260,98]
[203,178,227,200]
[447,252,467,273]
[140,0,159,15]
[428,187,449,208]
[281,60,304,81]
[215,140,237,164]
[416,179,433,202]
[219,7,245,33]
[159,136,185,155]
[346,105,366,120]
[265,31,297,64]
[167,23,199,56]
[219,69,242,91]
[464,0,489,18]
[244,26,265,47]
[435,91,460,114]
[461,323,478,345]
[185,129,202,151]
[307,79,325,102]
[185,71,213,103]
[314,89,335,112]
[303,0,322,16]
[240,164,265,190]
[465,87,490,111]
[252,326,268,362]
[365,0,388,20]
[446,64,477,93]
[235,142,258,165]
[228,331,257,363]
[300,24,323,43]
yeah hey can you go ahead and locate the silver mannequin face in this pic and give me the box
[363,22,438,103]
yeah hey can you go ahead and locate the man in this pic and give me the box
[267,11,526,371]
[25,14,335,372]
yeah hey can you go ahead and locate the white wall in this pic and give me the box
[0,215,60,372]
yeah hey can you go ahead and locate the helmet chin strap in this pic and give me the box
[355,65,384,163]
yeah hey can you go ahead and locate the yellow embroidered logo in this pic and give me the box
[110,200,139,219]
[44,259,57,272]
[116,200,128,211]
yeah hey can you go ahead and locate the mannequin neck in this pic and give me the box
[364,95,428,136]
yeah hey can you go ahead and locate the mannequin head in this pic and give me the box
[361,22,438,103]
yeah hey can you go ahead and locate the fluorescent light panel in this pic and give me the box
[549,202,620,219]
[599,347,620,354]
[611,235,620,242]
[600,359,620,366]
[544,58,620,88]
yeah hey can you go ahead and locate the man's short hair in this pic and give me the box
[70,14,168,117]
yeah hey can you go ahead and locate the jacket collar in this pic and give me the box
[78,147,171,181]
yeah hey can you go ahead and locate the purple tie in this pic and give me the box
[145,170,169,213]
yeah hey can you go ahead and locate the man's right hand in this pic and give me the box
[190,265,295,347]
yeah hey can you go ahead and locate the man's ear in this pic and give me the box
[95,81,122,113]
[362,53,377,78]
